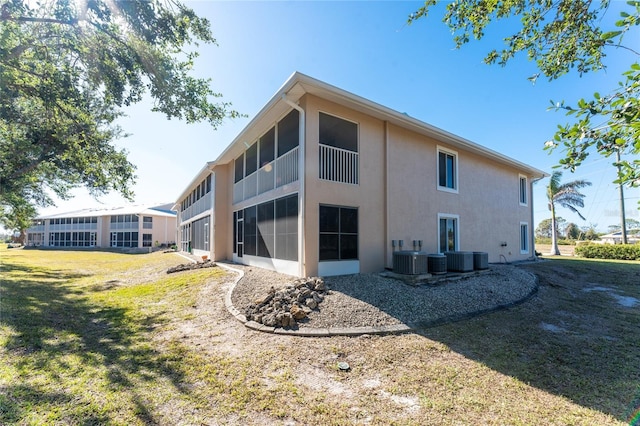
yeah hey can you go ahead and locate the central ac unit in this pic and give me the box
[393,251,428,275]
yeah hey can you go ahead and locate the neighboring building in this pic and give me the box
[175,72,547,277]
[25,205,176,249]
[599,231,640,245]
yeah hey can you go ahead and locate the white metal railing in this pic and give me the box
[181,194,212,221]
[244,171,258,199]
[258,162,275,194]
[233,147,299,204]
[275,146,298,188]
[109,222,139,231]
[319,144,359,185]
[233,180,244,204]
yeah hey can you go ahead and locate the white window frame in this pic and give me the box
[520,222,529,254]
[437,146,459,194]
[519,174,528,206]
[438,213,460,253]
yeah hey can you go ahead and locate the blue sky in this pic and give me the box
[38,0,639,232]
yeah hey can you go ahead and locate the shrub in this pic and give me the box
[574,243,640,261]
[534,237,576,245]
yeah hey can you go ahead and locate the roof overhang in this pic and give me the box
[174,161,217,206]
[37,205,176,220]
[214,72,547,178]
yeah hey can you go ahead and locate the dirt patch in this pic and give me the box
[154,257,638,424]
[536,243,576,256]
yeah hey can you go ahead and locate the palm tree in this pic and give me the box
[547,171,592,255]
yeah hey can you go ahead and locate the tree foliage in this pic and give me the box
[535,217,565,238]
[564,222,581,239]
[0,0,239,230]
[546,171,591,254]
[0,192,35,243]
[409,0,640,188]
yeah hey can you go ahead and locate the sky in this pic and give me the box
[35,0,639,234]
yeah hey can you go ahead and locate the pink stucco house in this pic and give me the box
[175,72,546,277]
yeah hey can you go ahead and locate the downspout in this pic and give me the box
[384,121,390,269]
[206,167,216,261]
[530,174,546,259]
[282,94,306,277]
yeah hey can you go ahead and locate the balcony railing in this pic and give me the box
[181,194,212,221]
[233,146,299,204]
[319,143,359,185]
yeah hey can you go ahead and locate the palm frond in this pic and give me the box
[546,170,592,222]
[564,204,587,221]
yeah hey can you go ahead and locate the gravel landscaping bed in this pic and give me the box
[229,264,538,329]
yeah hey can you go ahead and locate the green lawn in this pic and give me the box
[1,245,638,425]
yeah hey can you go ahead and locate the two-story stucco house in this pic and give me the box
[25,205,176,250]
[175,72,546,277]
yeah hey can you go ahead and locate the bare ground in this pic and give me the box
[154,257,638,425]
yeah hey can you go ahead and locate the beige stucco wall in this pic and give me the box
[301,96,535,274]
[301,95,386,276]
[213,166,230,261]
[198,93,536,277]
[386,124,533,264]
[145,215,177,246]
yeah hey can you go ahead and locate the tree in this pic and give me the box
[0,194,35,244]
[582,225,600,240]
[625,218,640,231]
[0,0,239,229]
[608,218,640,232]
[546,171,592,255]
[535,217,565,239]
[535,218,553,239]
[408,1,640,189]
[565,222,581,240]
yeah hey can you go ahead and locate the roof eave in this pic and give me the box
[210,71,548,178]
[174,161,217,203]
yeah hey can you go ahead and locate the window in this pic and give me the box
[245,142,258,176]
[275,194,298,261]
[239,194,298,261]
[143,216,153,229]
[277,109,299,157]
[520,223,529,254]
[259,127,275,167]
[318,112,359,184]
[234,154,244,183]
[233,211,237,254]
[437,147,458,192]
[257,201,275,258]
[519,175,528,205]
[319,205,358,261]
[244,205,257,256]
[438,214,459,253]
[319,112,358,152]
[143,234,153,247]
[191,216,210,251]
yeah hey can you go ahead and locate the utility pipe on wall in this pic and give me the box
[281,94,306,277]
[530,173,546,259]
[384,121,390,268]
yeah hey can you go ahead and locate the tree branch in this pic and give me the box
[0,15,77,25]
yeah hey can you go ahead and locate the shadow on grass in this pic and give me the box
[0,262,190,424]
[415,258,640,422]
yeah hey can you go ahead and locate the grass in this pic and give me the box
[1,244,638,425]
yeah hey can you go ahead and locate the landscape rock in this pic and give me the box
[244,277,327,328]
[167,260,217,274]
